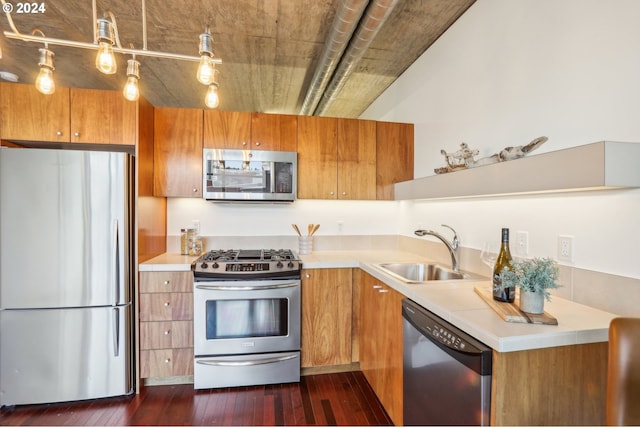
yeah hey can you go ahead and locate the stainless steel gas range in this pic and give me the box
[191,249,301,389]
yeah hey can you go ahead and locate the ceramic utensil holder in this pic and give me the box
[298,236,313,255]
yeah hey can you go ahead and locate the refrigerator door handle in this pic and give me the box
[113,219,120,306]
[112,307,120,357]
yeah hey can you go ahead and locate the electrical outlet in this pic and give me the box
[337,220,344,235]
[557,235,574,262]
[516,231,529,256]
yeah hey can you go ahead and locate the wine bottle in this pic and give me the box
[492,228,515,302]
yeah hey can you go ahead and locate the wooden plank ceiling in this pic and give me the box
[0,0,475,117]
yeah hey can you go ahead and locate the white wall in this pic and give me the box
[362,0,640,279]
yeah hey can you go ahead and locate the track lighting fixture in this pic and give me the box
[95,17,117,74]
[197,29,215,85]
[123,58,140,101]
[1,0,223,105]
[35,47,55,95]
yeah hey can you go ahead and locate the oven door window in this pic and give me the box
[206,298,289,339]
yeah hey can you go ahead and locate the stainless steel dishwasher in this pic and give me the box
[402,299,492,426]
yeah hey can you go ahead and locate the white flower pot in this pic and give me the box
[519,289,545,314]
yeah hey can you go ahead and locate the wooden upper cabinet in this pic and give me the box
[337,118,377,200]
[376,121,414,200]
[250,113,297,151]
[70,88,136,145]
[297,115,338,199]
[0,83,136,145]
[203,111,297,151]
[203,110,251,149]
[0,82,70,142]
[154,107,203,197]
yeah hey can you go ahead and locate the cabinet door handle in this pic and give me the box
[192,187,198,193]
[74,132,80,137]
[255,141,261,146]
[163,280,170,286]
[342,191,347,196]
[378,289,389,293]
[56,131,63,136]
[164,358,171,364]
[164,302,170,307]
[305,274,310,279]
[373,285,382,289]
[242,141,247,146]
[164,330,171,335]
[329,191,335,196]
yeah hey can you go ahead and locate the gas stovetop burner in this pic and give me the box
[192,248,301,280]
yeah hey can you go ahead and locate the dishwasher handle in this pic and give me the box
[402,299,492,376]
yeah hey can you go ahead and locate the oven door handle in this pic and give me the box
[195,282,299,291]
[196,353,298,367]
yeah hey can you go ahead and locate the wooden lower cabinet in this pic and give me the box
[301,268,353,367]
[491,342,608,426]
[139,271,194,380]
[359,271,403,426]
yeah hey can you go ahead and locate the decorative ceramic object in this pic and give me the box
[519,289,545,314]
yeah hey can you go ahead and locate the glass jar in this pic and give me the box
[180,228,189,255]
[188,237,203,256]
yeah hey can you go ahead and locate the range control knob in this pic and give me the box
[212,262,219,269]
[287,261,294,268]
[276,261,284,269]
[200,262,208,269]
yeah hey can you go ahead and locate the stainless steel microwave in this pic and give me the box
[203,149,297,202]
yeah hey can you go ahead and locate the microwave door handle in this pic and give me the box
[270,162,276,193]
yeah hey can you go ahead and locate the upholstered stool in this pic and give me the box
[606,317,640,426]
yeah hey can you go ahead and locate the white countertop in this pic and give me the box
[140,250,617,352]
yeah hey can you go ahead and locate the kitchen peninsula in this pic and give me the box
[141,248,615,426]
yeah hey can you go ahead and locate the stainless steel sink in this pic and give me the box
[373,262,481,283]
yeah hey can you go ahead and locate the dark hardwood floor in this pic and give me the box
[0,371,392,426]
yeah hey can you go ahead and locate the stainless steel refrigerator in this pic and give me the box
[0,146,134,406]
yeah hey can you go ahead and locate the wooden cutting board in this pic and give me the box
[474,286,558,325]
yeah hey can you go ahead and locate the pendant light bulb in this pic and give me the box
[95,18,117,74]
[35,47,56,95]
[205,84,219,109]
[96,41,117,74]
[123,58,140,101]
[197,56,214,85]
[196,29,215,85]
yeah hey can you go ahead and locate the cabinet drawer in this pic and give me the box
[139,293,193,321]
[140,348,194,378]
[140,271,192,293]
[140,321,193,350]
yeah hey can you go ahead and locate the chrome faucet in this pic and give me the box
[414,224,460,272]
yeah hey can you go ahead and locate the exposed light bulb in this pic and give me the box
[196,56,214,85]
[122,58,140,101]
[35,47,55,95]
[35,67,55,95]
[123,76,139,101]
[96,41,117,74]
[205,84,219,109]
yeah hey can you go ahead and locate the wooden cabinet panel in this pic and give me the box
[337,118,376,200]
[69,88,111,144]
[0,83,70,142]
[140,348,194,378]
[203,110,251,149]
[154,107,203,197]
[301,268,352,367]
[140,321,193,350]
[140,271,193,293]
[250,113,297,151]
[139,293,193,322]
[491,342,607,426]
[297,116,338,199]
[376,121,414,200]
[359,272,403,426]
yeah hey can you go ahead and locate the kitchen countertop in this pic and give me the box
[140,250,617,353]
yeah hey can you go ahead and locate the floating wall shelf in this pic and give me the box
[394,141,640,200]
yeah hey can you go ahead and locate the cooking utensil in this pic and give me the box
[307,224,314,235]
[311,224,320,236]
[292,224,301,236]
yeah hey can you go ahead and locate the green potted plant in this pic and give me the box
[500,257,560,314]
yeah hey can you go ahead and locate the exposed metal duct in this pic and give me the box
[299,0,370,116]
[314,0,400,116]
